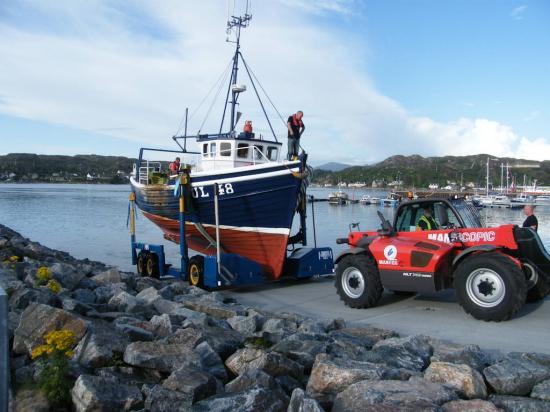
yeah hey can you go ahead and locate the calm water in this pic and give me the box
[0,184,548,271]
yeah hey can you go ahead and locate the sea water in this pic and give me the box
[0,184,548,271]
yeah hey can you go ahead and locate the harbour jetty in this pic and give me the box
[1,224,550,411]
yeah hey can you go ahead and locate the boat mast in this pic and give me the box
[220,9,252,134]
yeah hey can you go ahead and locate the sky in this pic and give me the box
[0,0,549,165]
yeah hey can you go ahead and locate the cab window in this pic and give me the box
[237,143,249,158]
[395,204,422,232]
[209,142,217,157]
[267,146,278,161]
[202,143,208,157]
[220,142,232,157]
[253,145,264,160]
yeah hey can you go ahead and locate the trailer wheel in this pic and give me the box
[454,252,526,321]
[335,254,382,308]
[524,263,550,303]
[145,253,160,278]
[188,255,205,288]
[136,251,149,276]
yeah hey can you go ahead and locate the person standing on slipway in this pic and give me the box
[287,111,305,160]
[522,204,538,232]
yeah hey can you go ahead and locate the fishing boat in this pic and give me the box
[370,197,381,205]
[359,195,372,204]
[491,195,511,208]
[382,192,401,207]
[129,11,310,280]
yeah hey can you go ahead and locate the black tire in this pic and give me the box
[391,290,417,296]
[145,253,160,278]
[335,254,383,308]
[454,252,527,321]
[188,255,205,288]
[136,251,149,276]
[524,263,550,303]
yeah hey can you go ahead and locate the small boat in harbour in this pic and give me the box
[359,195,372,204]
[328,190,349,205]
[382,192,401,207]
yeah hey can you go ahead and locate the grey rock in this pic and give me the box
[163,366,217,402]
[194,341,228,381]
[135,277,163,292]
[306,353,401,402]
[430,338,494,371]
[163,326,206,349]
[531,379,550,401]
[325,318,346,332]
[441,399,500,412]
[261,318,298,343]
[136,286,162,306]
[96,366,162,386]
[225,369,286,398]
[490,394,550,412]
[124,341,193,373]
[227,315,259,336]
[271,334,331,372]
[13,303,87,355]
[297,320,327,335]
[50,261,84,290]
[276,375,302,396]
[108,291,143,313]
[483,355,550,395]
[192,385,288,412]
[331,327,397,348]
[94,282,127,303]
[150,314,173,337]
[92,268,121,284]
[14,388,50,412]
[225,347,303,379]
[425,361,487,399]
[71,374,143,412]
[72,288,96,304]
[61,297,93,315]
[181,298,247,319]
[73,320,129,368]
[143,385,193,412]
[332,379,458,412]
[288,388,325,412]
[370,335,433,371]
[8,286,60,311]
[116,323,154,342]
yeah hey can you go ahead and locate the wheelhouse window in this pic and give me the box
[253,145,264,160]
[220,142,232,157]
[267,146,278,161]
[237,143,249,158]
[209,142,217,157]
[202,143,208,157]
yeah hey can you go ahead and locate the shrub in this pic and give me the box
[31,329,77,405]
[35,266,52,286]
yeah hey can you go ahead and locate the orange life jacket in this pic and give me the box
[244,121,253,133]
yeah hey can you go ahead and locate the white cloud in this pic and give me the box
[510,5,527,20]
[0,0,548,164]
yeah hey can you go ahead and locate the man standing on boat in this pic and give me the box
[287,111,305,160]
[522,204,538,232]
[169,157,181,174]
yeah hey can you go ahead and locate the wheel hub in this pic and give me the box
[466,268,506,308]
[341,266,365,298]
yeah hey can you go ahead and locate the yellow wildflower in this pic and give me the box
[46,279,61,294]
[31,329,77,359]
[9,255,19,262]
[36,266,52,286]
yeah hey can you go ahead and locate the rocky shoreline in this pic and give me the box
[1,223,550,411]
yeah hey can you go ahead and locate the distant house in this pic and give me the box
[428,183,439,190]
[86,173,95,181]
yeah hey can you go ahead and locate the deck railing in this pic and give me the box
[0,286,8,412]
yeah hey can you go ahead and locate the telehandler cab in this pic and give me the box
[335,198,550,321]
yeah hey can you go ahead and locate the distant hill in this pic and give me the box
[312,154,550,189]
[315,162,353,172]
[0,153,136,183]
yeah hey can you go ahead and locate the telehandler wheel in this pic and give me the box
[454,252,527,322]
[524,263,550,303]
[188,255,205,288]
[335,254,383,308]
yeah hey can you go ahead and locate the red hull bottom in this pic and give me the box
[142,212,289,279]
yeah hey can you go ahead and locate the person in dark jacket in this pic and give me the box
[287,111,305,160]
[522,204,538,232]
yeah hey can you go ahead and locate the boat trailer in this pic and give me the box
[128,173,334,289]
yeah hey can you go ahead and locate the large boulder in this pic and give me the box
[142,385,193,412]
[225,348,303,379]
[71,375,142,412]
[441,399,500,412]
[288,388,325,412]
[490,394,550,411]
[14,388,50,412]
[123,342,193,373]
[330,327,396,348]
[136,287,162,306]
[91,268,121,284]
[12,303,87,355]
[150,313,173,337]
[332,379,458,411]
[192,385,288,412]
[108,291,144,313]
[163,366,218,402]
[94,283,127,303]
[424,361,487,399]
[430,339,494,371]
[73,320,129,368]
[483,355,550,395]
[531,379,550,401]
[50,261,84,290]
[369,335,433,371]
[271,333,331,372]
[181,297,247,319]
[227,314,260,336]
[261,317,298,343]
[306,353,406,405]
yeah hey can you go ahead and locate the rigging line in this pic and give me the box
[244,59,286,126]
[198,60,232,133]
[239,52,277,142]
[174,58,233,136]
